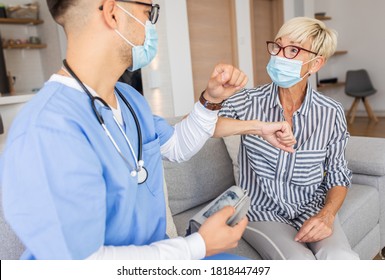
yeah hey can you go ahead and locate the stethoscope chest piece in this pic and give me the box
[137,167,148,184]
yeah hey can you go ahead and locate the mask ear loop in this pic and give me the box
[302,55,320,78]
[114,29,135,47]
[114,4,146,48]
[116,4,146,27]
[302,55,319,66]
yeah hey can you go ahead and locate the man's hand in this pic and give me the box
[260,121,296,153]
[198,206,248,257]
[203,64,248,103]
[294,211,335,243]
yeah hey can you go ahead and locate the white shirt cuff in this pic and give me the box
[185,232,206,260]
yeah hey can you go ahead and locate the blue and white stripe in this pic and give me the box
[219,83,352,230]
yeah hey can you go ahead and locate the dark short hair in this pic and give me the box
[46,0,74,22]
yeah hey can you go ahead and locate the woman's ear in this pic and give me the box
[100,0,119,29]
[310,56,325,74]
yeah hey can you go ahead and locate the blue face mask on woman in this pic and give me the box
[266,55,317,88]
[115,4,158,71]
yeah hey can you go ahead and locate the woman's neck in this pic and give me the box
[278,82,308,128]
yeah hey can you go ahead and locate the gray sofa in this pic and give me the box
[164,133,385,260]
[1,130,385,259]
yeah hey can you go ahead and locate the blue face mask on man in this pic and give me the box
[115,4,158,71]
[266,55,317,88]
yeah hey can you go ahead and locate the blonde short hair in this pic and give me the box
[275,17,338,61]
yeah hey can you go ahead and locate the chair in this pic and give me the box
[345,69,378,124]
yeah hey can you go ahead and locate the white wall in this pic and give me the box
[143,0,195,118]
[162,0,195,117]
[314,0,385,116]
[37,0,63,79]
[141,0,176,118]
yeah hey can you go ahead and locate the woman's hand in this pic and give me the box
[294,211,335,243]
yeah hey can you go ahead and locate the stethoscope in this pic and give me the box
[62,59,148,184]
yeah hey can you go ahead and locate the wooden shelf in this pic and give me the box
[4,43,46,49]
[0,18,43,25]
[334,50,348,55]
[317,82,345,89]
[315,15,332,21]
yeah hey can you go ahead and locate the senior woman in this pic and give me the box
[215,17,359,260]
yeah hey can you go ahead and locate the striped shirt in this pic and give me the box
[219,83,352,230]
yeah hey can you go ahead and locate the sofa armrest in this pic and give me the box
[346,136,385,176]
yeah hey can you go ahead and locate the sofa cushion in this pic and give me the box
[222,135,241,185]
[346,136,385,176]
[164,137,235,215]
[163,172,178,238]
[352,225,380,260]
[339,183,380,248]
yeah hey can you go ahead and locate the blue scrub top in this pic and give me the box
[0,81,174,259]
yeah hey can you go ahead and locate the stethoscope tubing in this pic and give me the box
[62,59,146,182]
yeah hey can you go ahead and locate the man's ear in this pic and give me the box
[100,0,119,29]
[309,56,325,74]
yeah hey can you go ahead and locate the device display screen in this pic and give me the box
[203,190,240,218]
